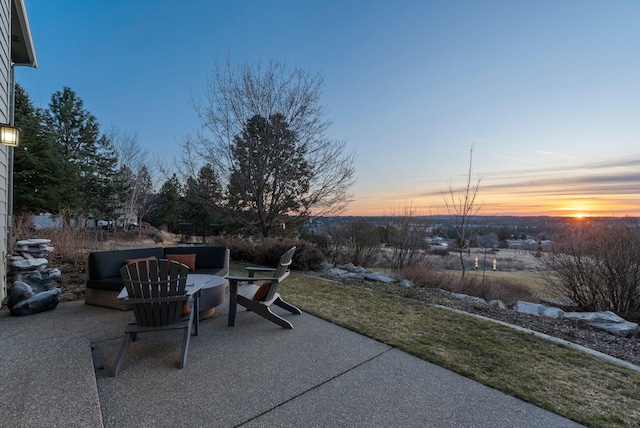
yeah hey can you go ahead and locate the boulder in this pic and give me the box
[451,293,487,305]
[9,258,48,271]
[514,301,545,316]
[563,311,626,323]
[327,268,348,275]
[338,263,356,272]
[588,322,639,338]
[9,288,60,316]
[363,272,396,284]
[399,279,414,287]
[320,262,334,271]
[7,281,34,309]
[488,299,507,310]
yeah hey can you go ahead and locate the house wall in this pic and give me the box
[0,0,10,304]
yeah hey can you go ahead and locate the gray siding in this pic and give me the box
[0,0,10,302]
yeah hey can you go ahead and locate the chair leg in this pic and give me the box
[273,296,302,315]
[180,315,194,369]
[112,333,133,377]
[255,305,294,329]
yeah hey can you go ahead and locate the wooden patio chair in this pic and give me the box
[227,246,302,329]
[112,259,203,376]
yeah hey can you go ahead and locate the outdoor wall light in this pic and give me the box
[0,124,19,147]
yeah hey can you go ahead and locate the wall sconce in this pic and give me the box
[0,124,19,146]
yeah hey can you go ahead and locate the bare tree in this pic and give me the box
[187,55,356,236]
[442,145,483,279]
[109,127,152,228]
[383,203,430,269]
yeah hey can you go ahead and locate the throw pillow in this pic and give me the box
[182,300,191,316]
[253,281,272,301]
[165,253,196,270]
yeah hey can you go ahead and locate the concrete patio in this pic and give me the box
[0,298,584,427]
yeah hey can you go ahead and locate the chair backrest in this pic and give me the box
[120,259,189,327]
[263,247,296,302]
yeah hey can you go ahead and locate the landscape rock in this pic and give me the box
[563,311,626,323]
[588,321,639,338]
[6,281,34,308]
[363,272,396,284]
[326,268,348,275]
[9,288,60,316]
[9,258,48,271]
[514,301,546,316]
[451,293,487,305]
[319,262,334,271]
[488,299,507,310]
[540,306,565,319]
[338,263,356,272]
[399,279,414,287]
[20,268,61,293]
[539,297,578,311]
[353,266,369,274]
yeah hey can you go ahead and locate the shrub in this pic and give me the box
[540,221,640,321]
[212,237,325,271]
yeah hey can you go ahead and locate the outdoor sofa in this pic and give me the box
[85,246,229,310]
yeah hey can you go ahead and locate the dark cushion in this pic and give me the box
[86,277,127,293]
[88,247,164,280]
[163,246,227,270]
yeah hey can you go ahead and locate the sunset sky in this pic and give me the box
[17,0,640,218]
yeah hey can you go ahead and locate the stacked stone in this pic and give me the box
[6,238,61,316]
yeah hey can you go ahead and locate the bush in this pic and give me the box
[540,221,640,321]
[321,221,380,266]
[212,237,325,271]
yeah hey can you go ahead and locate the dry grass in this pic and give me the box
[396,264,537,305]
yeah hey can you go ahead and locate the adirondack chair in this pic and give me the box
[112,259,203,376]
[227,247,302,329]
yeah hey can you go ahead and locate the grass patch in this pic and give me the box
[247,264,640,427]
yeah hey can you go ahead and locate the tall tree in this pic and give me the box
[150,174,184,232]
[47,87,124,222]
[187,55,355,236]
[13,83,73,213]
[183,164,223,237]
[227,114,310,236]
[442,145,483,279]
[132,165,155,226]
[110,128,151,228]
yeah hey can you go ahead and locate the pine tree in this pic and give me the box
[13,83,73,214]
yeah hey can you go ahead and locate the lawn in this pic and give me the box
[247,265,640,428]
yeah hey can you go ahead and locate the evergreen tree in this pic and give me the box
[47,87,125,222]
[13,83,73,213]
[183,164,223,236]
[150,174,184,232]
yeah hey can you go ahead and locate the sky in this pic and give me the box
[16,0,640,218]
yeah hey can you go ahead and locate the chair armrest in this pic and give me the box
[245,266,277,273]
[226,275,278,283]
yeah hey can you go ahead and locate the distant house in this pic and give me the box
[0,0,37,305]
